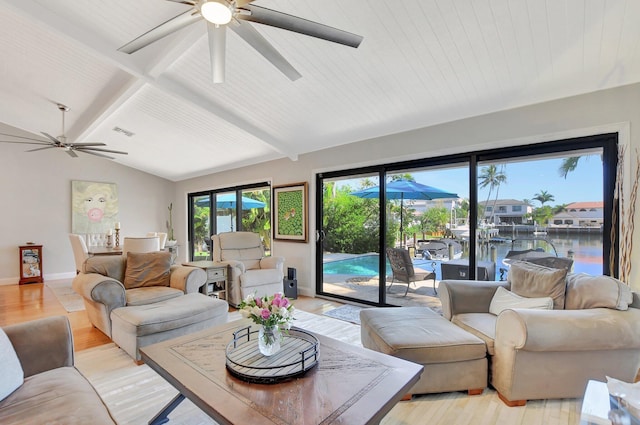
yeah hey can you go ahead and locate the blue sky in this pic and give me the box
[337,155,603,206]
[410,156,603,206]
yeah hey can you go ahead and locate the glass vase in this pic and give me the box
[258,324,282,356]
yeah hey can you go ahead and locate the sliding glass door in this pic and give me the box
[316,134,618,306]
[187,182,271,261]
[318,172,383,304]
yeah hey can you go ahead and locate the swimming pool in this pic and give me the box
[323,254,390,276]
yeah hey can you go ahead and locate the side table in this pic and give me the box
[182,260,227,301]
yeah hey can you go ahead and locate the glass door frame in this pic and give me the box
[187,181,270,261]
[315,133,619,306]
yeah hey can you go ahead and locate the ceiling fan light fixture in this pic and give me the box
[200,1,232,25]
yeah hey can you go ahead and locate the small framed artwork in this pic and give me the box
[273,182,308,242]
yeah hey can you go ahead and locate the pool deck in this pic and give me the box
[322,252,442,310]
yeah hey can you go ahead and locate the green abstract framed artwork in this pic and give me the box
[71,180,119,234]
[273,182,308,242]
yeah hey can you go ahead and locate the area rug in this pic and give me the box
[323,304,367,324]
[45,280,85,312]
[74,309,580,425]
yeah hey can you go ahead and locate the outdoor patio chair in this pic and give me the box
[386,247,437,296]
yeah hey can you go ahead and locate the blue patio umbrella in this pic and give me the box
[195,194,265,230]
[195,193,265,209]
[350,179,458,243]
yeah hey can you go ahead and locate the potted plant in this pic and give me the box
[166,203,177,246]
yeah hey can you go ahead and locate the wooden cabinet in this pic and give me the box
[183,261,227,301]
[19,244,43,284]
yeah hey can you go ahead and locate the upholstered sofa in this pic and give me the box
[0,316,116,424]
[73,252,206,338]
[440,260,640,406]
[211,232,285,306]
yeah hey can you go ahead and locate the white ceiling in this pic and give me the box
[1,0,639,181]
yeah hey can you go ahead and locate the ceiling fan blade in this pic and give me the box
[164,0,197,5]
[238,5,363,48]
[41,132,61,144]
[26,146,57,152]
[76,149,115,160]
[118,9,202,54]
[0,132,52,144]
[69,142,107,147]
[229,21,301,81]
[77,147,128,155]
[207,22,226,83]
[0,140,52,146]
[66,149,78,158]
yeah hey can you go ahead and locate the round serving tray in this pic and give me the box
[225,326,320,384]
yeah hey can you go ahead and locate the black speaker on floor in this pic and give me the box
[283,278,298,299]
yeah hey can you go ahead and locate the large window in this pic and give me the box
[188,182,270,261]
[316,134,618,307]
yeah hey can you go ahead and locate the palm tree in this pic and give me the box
[533,190,555,206]
[559,157,580,179]
[478,165,507,223]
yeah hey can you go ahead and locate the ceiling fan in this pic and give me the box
[118,0,363,83]
[0,104,128,160]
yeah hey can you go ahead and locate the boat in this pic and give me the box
[415,239,463,261]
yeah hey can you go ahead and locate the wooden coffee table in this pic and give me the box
[140,318,423,425]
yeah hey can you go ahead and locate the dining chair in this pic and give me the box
[386,247,437,296]
[122,236,160,256]
[68,233,89,274]
[147,232,168,249]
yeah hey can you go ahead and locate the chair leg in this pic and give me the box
[433,277,438,295]
[404,281,410,296]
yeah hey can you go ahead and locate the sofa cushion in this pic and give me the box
[452,313,497,355]
[508,260,567,309]
[0,328,23,402]
[125,286,184,306]
[0,367,115,424]
[123,251,171,289]
[84,255,126,282]
[241,269,283,287]
[489,286,553,316]
[565,273,633,310]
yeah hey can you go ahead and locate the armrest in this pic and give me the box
[439,280,508,320]
[4,316,73,378]
[170,265,206,293]
[496,308,640,352]
[260,256,284,272]
[72,273,126,310]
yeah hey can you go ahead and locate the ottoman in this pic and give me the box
[360,306,487,397]
[111,293,228,362]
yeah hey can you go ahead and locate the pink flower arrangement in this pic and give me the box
[239,292,295,329]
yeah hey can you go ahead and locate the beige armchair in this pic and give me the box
[211,232,285,306]
[440,274,640,406]
[72,253,206,338]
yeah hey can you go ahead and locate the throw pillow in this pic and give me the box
[489,286,554,316]
[123,251,171,289]
[508,260,568,309]
[0,327,24,401]
[565,273,633,310]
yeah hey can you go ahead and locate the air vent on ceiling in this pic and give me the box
[112,127,135,137]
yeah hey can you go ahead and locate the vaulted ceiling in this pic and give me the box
[1,0,639,181]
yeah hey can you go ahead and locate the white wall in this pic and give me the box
[175,82,640,294]
[0,127,174,284]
